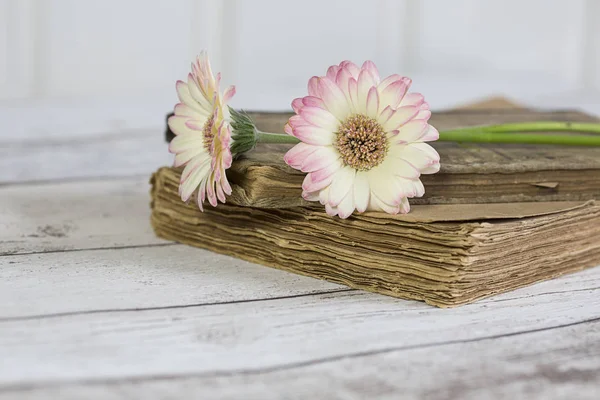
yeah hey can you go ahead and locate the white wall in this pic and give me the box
[1,0,600,139]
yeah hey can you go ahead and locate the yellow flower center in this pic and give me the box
[335,114,388,171]
[203,115,216,153]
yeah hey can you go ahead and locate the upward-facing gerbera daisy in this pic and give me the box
[284,60,440,218]
[168,51,236,211]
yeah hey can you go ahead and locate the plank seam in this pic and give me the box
[1,316,598,393]
[0,242,179,258]
[0,289,357,322]
[2,285,597,323]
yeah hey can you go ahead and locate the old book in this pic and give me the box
[150,168,600,307]
[153,104,600,307]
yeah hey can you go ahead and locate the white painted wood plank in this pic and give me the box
[0,280,598,387]
[0,245,347,319]
[1,319,597,400]
[0,132,170,183]
[0,178,165,255]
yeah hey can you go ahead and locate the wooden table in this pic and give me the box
[1,128,599,400]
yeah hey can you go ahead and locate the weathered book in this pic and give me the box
[152,102,600,307]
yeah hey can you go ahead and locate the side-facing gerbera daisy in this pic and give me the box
[168,51,236,211]
[283,60,440,218]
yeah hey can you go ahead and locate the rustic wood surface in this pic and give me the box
[1,105,600,399]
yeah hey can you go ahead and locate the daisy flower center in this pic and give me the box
[203,114,216,153]
[335,114,388,171]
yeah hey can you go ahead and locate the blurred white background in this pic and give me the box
[1,0,600,140]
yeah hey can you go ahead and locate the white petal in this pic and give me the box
[328,166,356,207]
[336,190,355,219]
[353,171,370,213]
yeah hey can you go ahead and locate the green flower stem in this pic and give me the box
[254,121,600,147]
[256,131,300,144]
[448,121,600,134]
[438,131,600,146]
[439,122,600,146]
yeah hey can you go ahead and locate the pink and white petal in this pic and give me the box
[419,125,439,142]
[379,74,411,91]
[284,123,294,136]
[399,197,411,214]
[319,187,331,205]
[324,203,339,217]
[379,79,409,109]
[370,194,400,214]
[391,158,421,179]
[335,67,354,99]
[302,190,320,202]
[174,148,202,167]
[283,142,320,168]
[409,142,440,163]
[288,115,312,129]
[368,169,402,206]
[340,61,361,78]
[382,106,419,132]
[180,156,209,182]
[336,189,356,219]
[169,134,204,153]
[421,162,440,174]
[353,171,370,213]
[300,107,340,131]
[357,69,376,114]
[310,159,343,184]
[399,92,425,108]
[308,76,320,97]
[389,143,439,171]
[318,77,350,120]
[326,65,340,81]
[222,85,236,104]
[300,146,340,172]
[187,74,212,111]
[378,105,395,124]
[348,78,360,114]
[302,96,326,109]
[361,61,380,84]
[196,180,206,211]
[292,125,335,145]
[366,86,379,118]
[174,103,206,118]
[176,81,203,113]
[395,120,428,143]
[168,115,198,136]
[292,98,304,113]
[206,174,218,207]
[180,161,210,202]
[328,166,356,207]
[215,180,226,203]
[416,109,431,121]
[185,119,209,131]
[303,171,334,193]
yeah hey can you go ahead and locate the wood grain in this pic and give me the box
[0,132,170,184]
[1,318,598,400]
[0,277,598,391]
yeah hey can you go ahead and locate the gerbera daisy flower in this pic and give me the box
[167,51,236,211]
[283,60,440,218]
